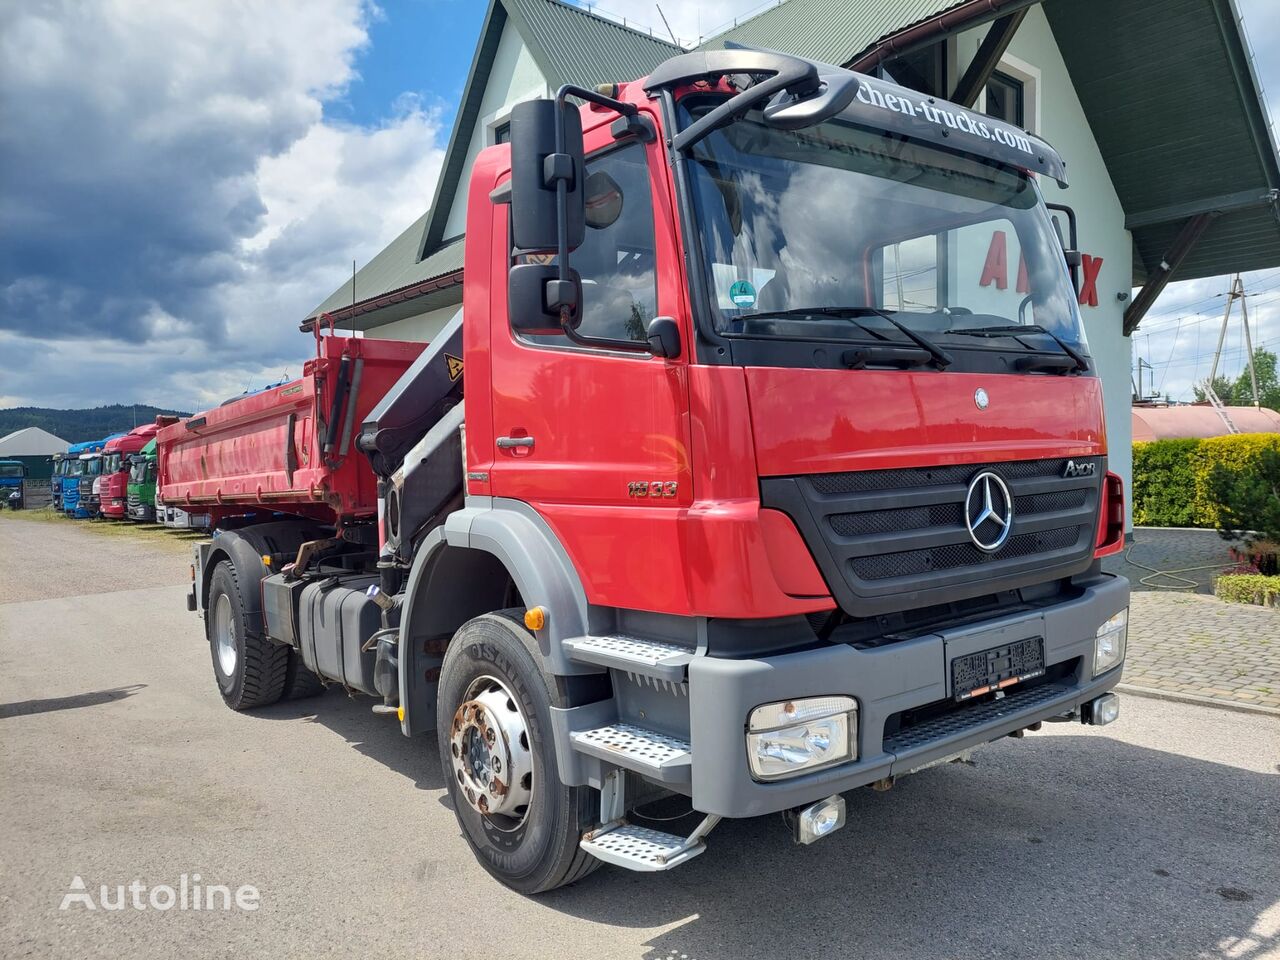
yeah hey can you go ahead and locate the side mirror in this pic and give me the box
[1046,201,1081,291]
[509,99,585,252]
[646,317,682,359]
[509,262,581,336]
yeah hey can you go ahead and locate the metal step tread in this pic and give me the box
[563,634,694,680]
[580,823,706,872]
[570,722,691,779]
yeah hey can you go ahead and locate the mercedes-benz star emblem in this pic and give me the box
[965,471,1014,552]
[974,387,990,410]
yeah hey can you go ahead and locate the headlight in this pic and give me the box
[1093,609,1128,677]
[747,695,857,781]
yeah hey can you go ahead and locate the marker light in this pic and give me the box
[524,606,546,631]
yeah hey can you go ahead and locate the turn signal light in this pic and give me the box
[524,606,546,631]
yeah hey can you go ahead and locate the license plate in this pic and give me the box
[951,637,1045,702]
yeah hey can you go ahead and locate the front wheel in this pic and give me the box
[437,611,601,894]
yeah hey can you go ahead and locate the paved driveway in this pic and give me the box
[2,516,1278,960]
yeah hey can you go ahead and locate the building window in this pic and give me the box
[493,121,511,145]
[882,43,946,97]
[985,70,1025,128]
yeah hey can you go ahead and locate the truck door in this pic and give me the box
[487,124,692,531]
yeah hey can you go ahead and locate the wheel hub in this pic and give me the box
[449,677,533,824]
[213,594,237,676]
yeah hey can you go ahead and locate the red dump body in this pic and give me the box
[156,334,424,525]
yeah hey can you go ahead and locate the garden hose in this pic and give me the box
[1122,543,1233,590]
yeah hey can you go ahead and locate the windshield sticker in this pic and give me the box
[729,280,757,308]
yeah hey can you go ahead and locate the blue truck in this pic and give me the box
[0,460,27,509]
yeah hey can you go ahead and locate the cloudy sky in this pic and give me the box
[1,0,1277,411]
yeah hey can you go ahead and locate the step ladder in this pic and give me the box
[580,816,721,872]
[1203,382,1240,434]
[563,633,694,682]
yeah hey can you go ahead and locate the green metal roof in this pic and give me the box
[701,0,965,63]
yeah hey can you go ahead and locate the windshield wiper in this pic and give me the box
[946,324,1089,373]
[737,306,953,369]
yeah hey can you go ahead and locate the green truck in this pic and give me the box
[126,438,157,522]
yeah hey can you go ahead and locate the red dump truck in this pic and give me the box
[100,423,164,520]
[172,48,1129,893]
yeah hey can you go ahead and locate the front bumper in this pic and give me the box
[688,573,1129,817]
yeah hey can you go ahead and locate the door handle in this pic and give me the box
[496,436,535,450]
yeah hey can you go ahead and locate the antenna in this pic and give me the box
[656,4,678,44]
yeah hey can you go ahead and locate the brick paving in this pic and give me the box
[1098,527,1280,711]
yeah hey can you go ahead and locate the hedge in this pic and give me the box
[1214,573,1280,607]
[1131,432,1280,528]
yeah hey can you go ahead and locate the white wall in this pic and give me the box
[956,7,1135,523]
[441,21,549,238]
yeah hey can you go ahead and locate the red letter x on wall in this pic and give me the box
[1078,254,1103,307]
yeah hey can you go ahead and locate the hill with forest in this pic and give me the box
[0,405,191,443]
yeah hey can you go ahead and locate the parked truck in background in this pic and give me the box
[62,440,99,518]
[50,453,67,511]
[127,438,158,522]
[100,423,166,521]
[170,50,1129,892]
[0,460,27,509]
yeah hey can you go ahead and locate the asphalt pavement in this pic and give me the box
[1,515,1278,960]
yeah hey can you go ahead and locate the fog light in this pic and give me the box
[1088,692,1120,726]
[747,695,857,781]
[1093,608,1128,677]
[794,794,846,845]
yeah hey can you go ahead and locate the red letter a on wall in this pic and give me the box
[979,231,1008,289]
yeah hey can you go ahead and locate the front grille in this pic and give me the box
[884,679,1074,754]
[761,457,1103,617]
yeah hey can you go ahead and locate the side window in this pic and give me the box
[517,141,657,347]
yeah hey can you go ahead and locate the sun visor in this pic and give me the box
[839,74,1068,188]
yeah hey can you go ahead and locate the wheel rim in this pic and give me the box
[449,675,534,830]
[213,593,237,677]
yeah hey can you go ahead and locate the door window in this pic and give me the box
[517,141,657,347]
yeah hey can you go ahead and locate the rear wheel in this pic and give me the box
[282,651,326,700]
[206,561,288,710]
[437,611,602,893]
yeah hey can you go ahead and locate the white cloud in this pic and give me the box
[0,0,444,410]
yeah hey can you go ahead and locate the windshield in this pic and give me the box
[84,456,102,476]
[129,458,146,483]
[0,463,23,478]
[104,452,124,473]
[681,100,1086,354]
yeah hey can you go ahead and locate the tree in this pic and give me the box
[1208,443,1280,565]
[1229,348,1280,410]
[1193,376,1234,404]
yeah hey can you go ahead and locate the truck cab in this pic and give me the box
[101,425,161,520]
[127,439,158,522]
[0,460,27,509]
[183,49,1128,892]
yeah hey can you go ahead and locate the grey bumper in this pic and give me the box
[688,574,1129,818]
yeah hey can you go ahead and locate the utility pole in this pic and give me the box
[1206,273,1260,404]
[1134,357,1153,402]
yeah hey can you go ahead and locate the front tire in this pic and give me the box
[437,611,602,894]
[206,561,288,710]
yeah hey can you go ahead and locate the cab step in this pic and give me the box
[570,722,691,783]
[563,634,693,681]
[580,823,707,872]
